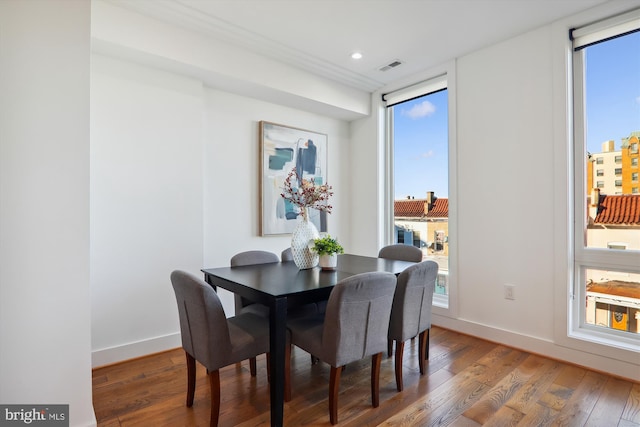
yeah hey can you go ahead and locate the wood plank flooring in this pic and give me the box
[92,326,640,426]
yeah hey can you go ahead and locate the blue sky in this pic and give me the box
[393,89,448,199]
[585,30,640,154]
[393,31,640,200]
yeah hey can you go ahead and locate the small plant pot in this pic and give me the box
[318,254,338,271]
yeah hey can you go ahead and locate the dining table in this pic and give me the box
[201,253,416,427]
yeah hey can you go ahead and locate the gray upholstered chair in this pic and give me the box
[282,245,328,326]
[230,250,279,375]
[231,250,278,317]
[232,250,318,372]
[281,246,324,365]
[286,271,397,424]
[378,243,423,262]
[281,247,293,262]
[387,260,438,391]
[170,270,290,427]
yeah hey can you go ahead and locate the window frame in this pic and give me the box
[570,9,640,352]
[383,62,458,318]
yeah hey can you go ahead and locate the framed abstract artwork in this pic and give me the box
[259,121,328,236]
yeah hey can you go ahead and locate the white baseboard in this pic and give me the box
[81,411,97,427]
[432,314,640,381]
[92,332,181,368]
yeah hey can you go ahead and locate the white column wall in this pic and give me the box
[0,1,95,425]
[454,26,556,340]
[349,96,386,256]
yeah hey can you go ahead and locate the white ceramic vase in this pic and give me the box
[291,208,319,269]
[318,254,338,271]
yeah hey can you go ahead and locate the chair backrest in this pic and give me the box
[230,251,279,312]
[388,261,438,342]
[281,247,293,262]
[230,250,279,267]
[170,270,231,370]
[378,244,423,262]
[322,271,397,367]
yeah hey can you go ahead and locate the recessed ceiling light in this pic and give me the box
[351,52,363,60]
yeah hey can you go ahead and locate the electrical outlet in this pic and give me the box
[504,284,515,300]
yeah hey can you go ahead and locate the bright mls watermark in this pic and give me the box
[0,405,68,426]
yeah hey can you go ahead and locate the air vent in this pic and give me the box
[378,59,403,72]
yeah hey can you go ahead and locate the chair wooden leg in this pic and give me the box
[394,340,405,392]
[387,339,393,357]
[208,369,221,427]
[425,328,430,360]
[185,352,196,407]
[371,352,382,407]
[284,346,291,402]
[329,365,342,425]
[418,330,428,375]
[250,357,257,376]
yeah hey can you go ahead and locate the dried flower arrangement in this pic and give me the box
[280,167,333,219]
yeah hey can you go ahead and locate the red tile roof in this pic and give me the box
[594,194,640,225]
[428,198,448,218]
[394,198,448,218]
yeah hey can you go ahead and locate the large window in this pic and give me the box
[384,75,451,308]
[572,9,640,348]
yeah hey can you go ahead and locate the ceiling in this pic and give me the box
[112,0,609,93]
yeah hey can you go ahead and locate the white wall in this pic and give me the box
[0,1,96,426]
[349,96,386,256]
[90,54,204,365]
[455,26,557,340]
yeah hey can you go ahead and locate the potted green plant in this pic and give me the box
[311,234,344,270]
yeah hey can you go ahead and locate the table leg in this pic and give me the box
[269,297,287,427]
[203,274,216,291]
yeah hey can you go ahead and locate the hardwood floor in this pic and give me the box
[92,326,640,426]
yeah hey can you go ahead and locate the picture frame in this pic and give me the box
[259,121,328,236]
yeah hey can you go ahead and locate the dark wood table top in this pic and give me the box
[202,253,415,306]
